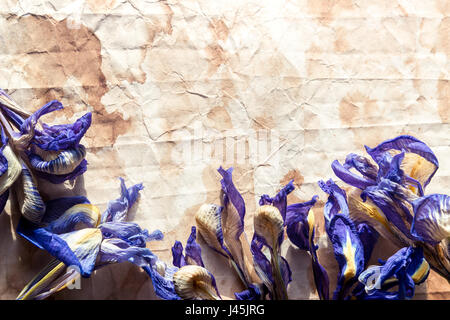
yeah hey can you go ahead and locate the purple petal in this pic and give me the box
[171,241,186,268]
[234,283,265,300]
[285,196,318,251]
[328,214,365,300]
[332,160,376,190]
[318,179,349,230]
[259,180,295,223]
[34,159,87,184]
[411,194,450,244]
[20,100,63,135]
[0,189,9,215]
[41,196,90,223]
[33,112,92,151]
[97,238,155,268]
[358,246,429,299]
[310,253,330,300]
[361,181,415,241]
[101,178,144,223]
[280,256,292,286]
[143,265,181,300]
[18,225,100,277]
[344,153,378,181]
[218,166,246,235]
[365,135,439,188]
[356,223,379,265]
[250,236,274,295]
[148,229,164,241]
[100,221,150,247]
[185,226,204,267]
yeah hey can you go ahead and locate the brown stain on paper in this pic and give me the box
[307,0,355,25]
[8,15,130,147]
[280,169,305,204]
[147,2,174,43]
[207,106,233,131]
[437,77,449,123]
[205,44,228,76]
[338,91,383,128]
[209,19,230,41]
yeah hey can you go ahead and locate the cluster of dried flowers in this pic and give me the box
[0,92,448,300]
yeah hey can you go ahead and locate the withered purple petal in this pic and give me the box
[33,159,87,184]
[101,178,144,223]
[171,241,186,268]
[411,194,450,244]
[332,160,376,190]
[185,226,205,267]
[365,135,438,188]
[285,196,318,251]
[33,112,92,151]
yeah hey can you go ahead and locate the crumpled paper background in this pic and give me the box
[0,0,449,299]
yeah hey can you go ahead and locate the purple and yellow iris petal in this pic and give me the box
[365,135,438,190]
[45,204,101,234]
[23,202,104,276]
[319,180,368,299]
[33,159,88,184]
[59,228,103,275]
[28,144,86,175]
[318,179,349,229]
[346,187,405,247]
[16,165,46,224]
[143,264,181,300]
[361,183,416,244]
[285,195,330,299]
[358,246,429,299]
[328,215,365,299]
[217,167,256,286]
[285,196,318,251]
[0,142,22,195]
[218,166,246,235]
[197,167,259,290]
[195,203,229,258]
[41,196,90,223]
[411,194,450,244]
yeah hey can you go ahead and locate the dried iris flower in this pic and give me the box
[16,178,163,300]
[195,167,262,299]
[0,90,91,225]
[330,135,450,282]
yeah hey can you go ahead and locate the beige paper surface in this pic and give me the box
[0,0,448,299]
